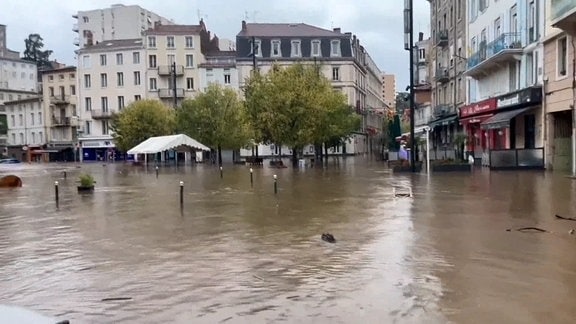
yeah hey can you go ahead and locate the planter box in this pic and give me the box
[432,164,472,172]
[77,185,95,193]
[393,163,422,173]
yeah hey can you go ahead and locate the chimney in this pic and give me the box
[242,20,247,31]
[419,32,424,41]
[333,27,341,33]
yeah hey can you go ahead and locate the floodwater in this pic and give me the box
[1,158,575,323]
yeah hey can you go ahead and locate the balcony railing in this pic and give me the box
[73,38,80,46]
[467,33,522,71]
[52,117,78,127]
[435,67,449,83]
[72,23,79,32]
[158,88,185,98]
[91,109,116,119]
[50,95,70,105]
[551,0,576,22]
[436,30,448,47]
[433,104,452,118]
[158,65,184,76]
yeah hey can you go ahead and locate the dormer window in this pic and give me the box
[312,40,321,57]
[331,39,341,57]
[271,39,281,57]
[250,38,261,57]
[291,40,301,57]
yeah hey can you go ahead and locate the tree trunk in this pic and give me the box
[291,147,298,167]
[217,144,222,166]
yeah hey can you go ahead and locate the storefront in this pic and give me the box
[459,97,498,164]
[478,86,544,169]
[79,138,118,162]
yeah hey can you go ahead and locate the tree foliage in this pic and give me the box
[111,100,176,152]
[244,63,359,162]
[23,34,53,68]
[177,84,251,163]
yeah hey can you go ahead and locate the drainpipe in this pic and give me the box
[571,38,576,175]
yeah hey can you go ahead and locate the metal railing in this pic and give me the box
[158,65,184,76]
[158,88,185,98]
[489,148,544,169]
[433,104,452,117]
[436,30,448,46]
[435,67,449,82]
[91,109,116,119]
[467,33,522,69]
[49,95,70,105]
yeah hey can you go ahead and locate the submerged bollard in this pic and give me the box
[155,166,159,179]
[273,174,277,194]
[220,166,223,179]
[179,181,184,206]
[250,168,253,187]
[54,181,59,202]
[63,171,67,179]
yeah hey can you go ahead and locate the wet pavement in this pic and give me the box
[1,158,575,323]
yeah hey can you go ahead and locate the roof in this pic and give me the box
[205,50,236,57]
[3,96,42,105]
[79,39,143,52]
[127,134,211,155]
[41,66,76,74]
[144,24,203,35]
[238,23,345,38]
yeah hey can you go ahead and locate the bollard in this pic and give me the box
[273,174,278,194]
[220,166,223,179]
[179,181,184,206]
[54,181,59,202]
[63,171,67,179]
[155,166,159,179]
[250,168,253,187]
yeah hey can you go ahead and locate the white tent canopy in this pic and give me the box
[127,134,211,155]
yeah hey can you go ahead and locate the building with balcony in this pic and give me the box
[235,20,384,157]
[72,4,173,49]
[544,0,576,172]
[77,38,147,161]
[198,51,238,91]
[3,97,50,161]
[144,21,214,106]
[414,33,433,139]
[463,0,545,169]
[427,0,467,154]
[41,66,79,161]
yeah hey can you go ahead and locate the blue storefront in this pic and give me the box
[80,138,126,162]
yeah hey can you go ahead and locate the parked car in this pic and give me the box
[0,158,20,164]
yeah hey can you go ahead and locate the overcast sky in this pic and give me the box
[1,0,430,91]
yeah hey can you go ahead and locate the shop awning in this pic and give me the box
[480,107,531,129]
[429,115,458,128]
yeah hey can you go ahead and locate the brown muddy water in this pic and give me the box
[1,158,575,323]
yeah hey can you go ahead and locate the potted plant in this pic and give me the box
[77,173,95,193]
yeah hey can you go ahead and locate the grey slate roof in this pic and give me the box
[237,23,344,38]
[79,39,143,52]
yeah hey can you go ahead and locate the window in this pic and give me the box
[59,86,65,96]
[10,115,14,127]
[85,97,92,111]
[100,73,107,87]
[32,132,36,144]
[148,36,156,48]
[186,77,194,90]
[224,69,231,84]
[133,52,140,64]
[149,78,157,90]
[494,18,501,39]
[70,85,76,95]
[528,0,536,43]
[312,40,321,57]
[271,40,281,57]
[134,95,141,101]
[134,71,141,85]
[250,39,261,57]
[418,48,426,60]
[332,67,340,81]
[291,40,301,57]
[11,134,15,144]
[479,0,487,12]
[101,97,108,111]
[331,40,341,57]
[102,120,109,135]
[167,36,175,48]
[149,54,157,68]
[116,53,123,65]
[558,36,568,77]
[167,54,176,65]
[118,96,125,110]
[85,121,91,135]
[510,5,518,34]
[526,53,534,85]
[82,55,90,68]
[59,74,65,80]
[49,87,54,96]
[30,113,34,126]
[38,112,42,125]
[186,54,194,67]
[18,114,23,126]
[100,54,107,66]
[70,73,75,79]
[117,72,124,86]
[19,133,23,144]
[185,36,194,48]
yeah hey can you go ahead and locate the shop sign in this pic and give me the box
[460,98,497,118]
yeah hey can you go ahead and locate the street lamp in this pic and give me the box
[423,126,431,174]
[404,0,416,172]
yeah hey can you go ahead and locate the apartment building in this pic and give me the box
[41,66,79,161]
[381,73,396,110]
[544,0,576,172]
[463,0,544,169]
[198,50,238,91]
[235,21,385,157]
[73,4,173,48]
[143,21,212,106]
[427,0,467,152]
[77,38,147,161]
[3,96,47,161]
[414,33,433,136]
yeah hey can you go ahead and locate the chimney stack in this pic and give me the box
[333,27,341,33]
[242,20,247,31]
[419,32,424,41]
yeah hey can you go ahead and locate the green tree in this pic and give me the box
[23,34,53,68]
[244,63,358,166]
[111,99,176,152]
[177,84,251,165]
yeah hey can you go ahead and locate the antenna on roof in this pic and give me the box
[197,9,208,22]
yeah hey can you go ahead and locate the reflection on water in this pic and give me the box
[0,160,575,323]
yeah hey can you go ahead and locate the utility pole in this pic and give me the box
[172,61,178,108]
[251,36,259,158]
[404,0,416,172]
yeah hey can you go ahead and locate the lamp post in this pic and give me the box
[250,36,259,159]
[171,61,178,108]
[404,0,416,172]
